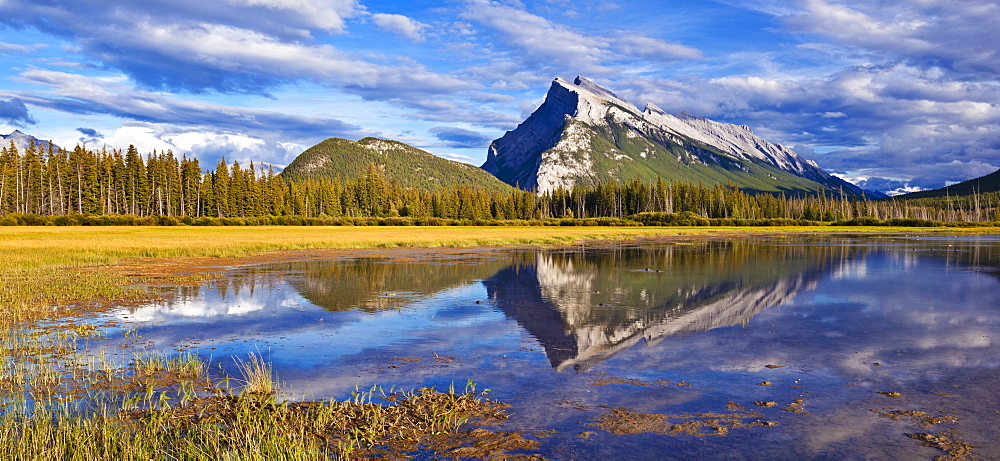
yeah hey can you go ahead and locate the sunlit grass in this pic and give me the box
[132,350,205,380]
[235,352,276,397]
[0,381,504,459]
[5,224,996,270]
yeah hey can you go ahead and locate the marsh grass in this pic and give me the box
[0,357,507,459]
[1,225,995,456]
[235,352,275,397]
[132,350,205,380]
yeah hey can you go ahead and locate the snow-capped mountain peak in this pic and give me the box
[482,76,864,196]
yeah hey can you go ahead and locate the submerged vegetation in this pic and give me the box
[2,140,1000,226]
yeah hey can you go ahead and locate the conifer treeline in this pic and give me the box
[1,141,997,224]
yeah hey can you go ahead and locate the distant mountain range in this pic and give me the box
[894,168,1000,199]
[281,136,513,192]
[482,77,874,197]
[1,130,59,153]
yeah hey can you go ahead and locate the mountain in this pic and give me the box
[282,137,514,192]
[894,168,1000,200]
[482,77,867,196]
[1,130,59,153]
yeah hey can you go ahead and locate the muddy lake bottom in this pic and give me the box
[49,234,1000,458]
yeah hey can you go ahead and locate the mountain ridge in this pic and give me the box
[483,76,869,197]
[895,168,1000,200]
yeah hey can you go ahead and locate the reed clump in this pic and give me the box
[234,352,275,397]
[131,350,206,380]
[0,378,508,459]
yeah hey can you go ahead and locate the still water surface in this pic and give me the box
[102,234,1000,458]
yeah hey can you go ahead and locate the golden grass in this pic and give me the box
[4,224,997,269]
[235,352,276,397]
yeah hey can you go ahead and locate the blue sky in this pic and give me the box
[0,0,998,195]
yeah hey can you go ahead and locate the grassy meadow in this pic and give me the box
[1,224,999,457]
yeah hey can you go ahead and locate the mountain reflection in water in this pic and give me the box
[484,241,864,371]
[117,238,882,373]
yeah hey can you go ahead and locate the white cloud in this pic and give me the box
[0,0,471,98]
[13,69,363,137]
[128,22,379,85]
[226,0,364,33]
[372,13,428,42]
[783,0,1000,76]
[0,41,47,54]
[101,122,307,168]
[103,125,175,153]
[612,34,702,61]
[460,0,613,75]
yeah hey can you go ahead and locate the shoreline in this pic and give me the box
[3,225,999,325]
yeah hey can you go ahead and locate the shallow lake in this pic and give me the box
[97,234,1000,458]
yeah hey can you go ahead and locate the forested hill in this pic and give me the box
[895,168,1000,200]
[281,137,514,192]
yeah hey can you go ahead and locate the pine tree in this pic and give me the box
[0,142,18,214]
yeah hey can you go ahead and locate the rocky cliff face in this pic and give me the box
[482,77,865,196]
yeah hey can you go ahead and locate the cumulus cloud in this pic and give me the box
[783,0,1000,77]
[0,98,36,126]
[584,0,1000,194]
[437,152,480,164]
[99,122,307,168]
[372,13,428,42]
[0,0,364,40]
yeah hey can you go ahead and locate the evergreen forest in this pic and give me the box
[1,140,998,226]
